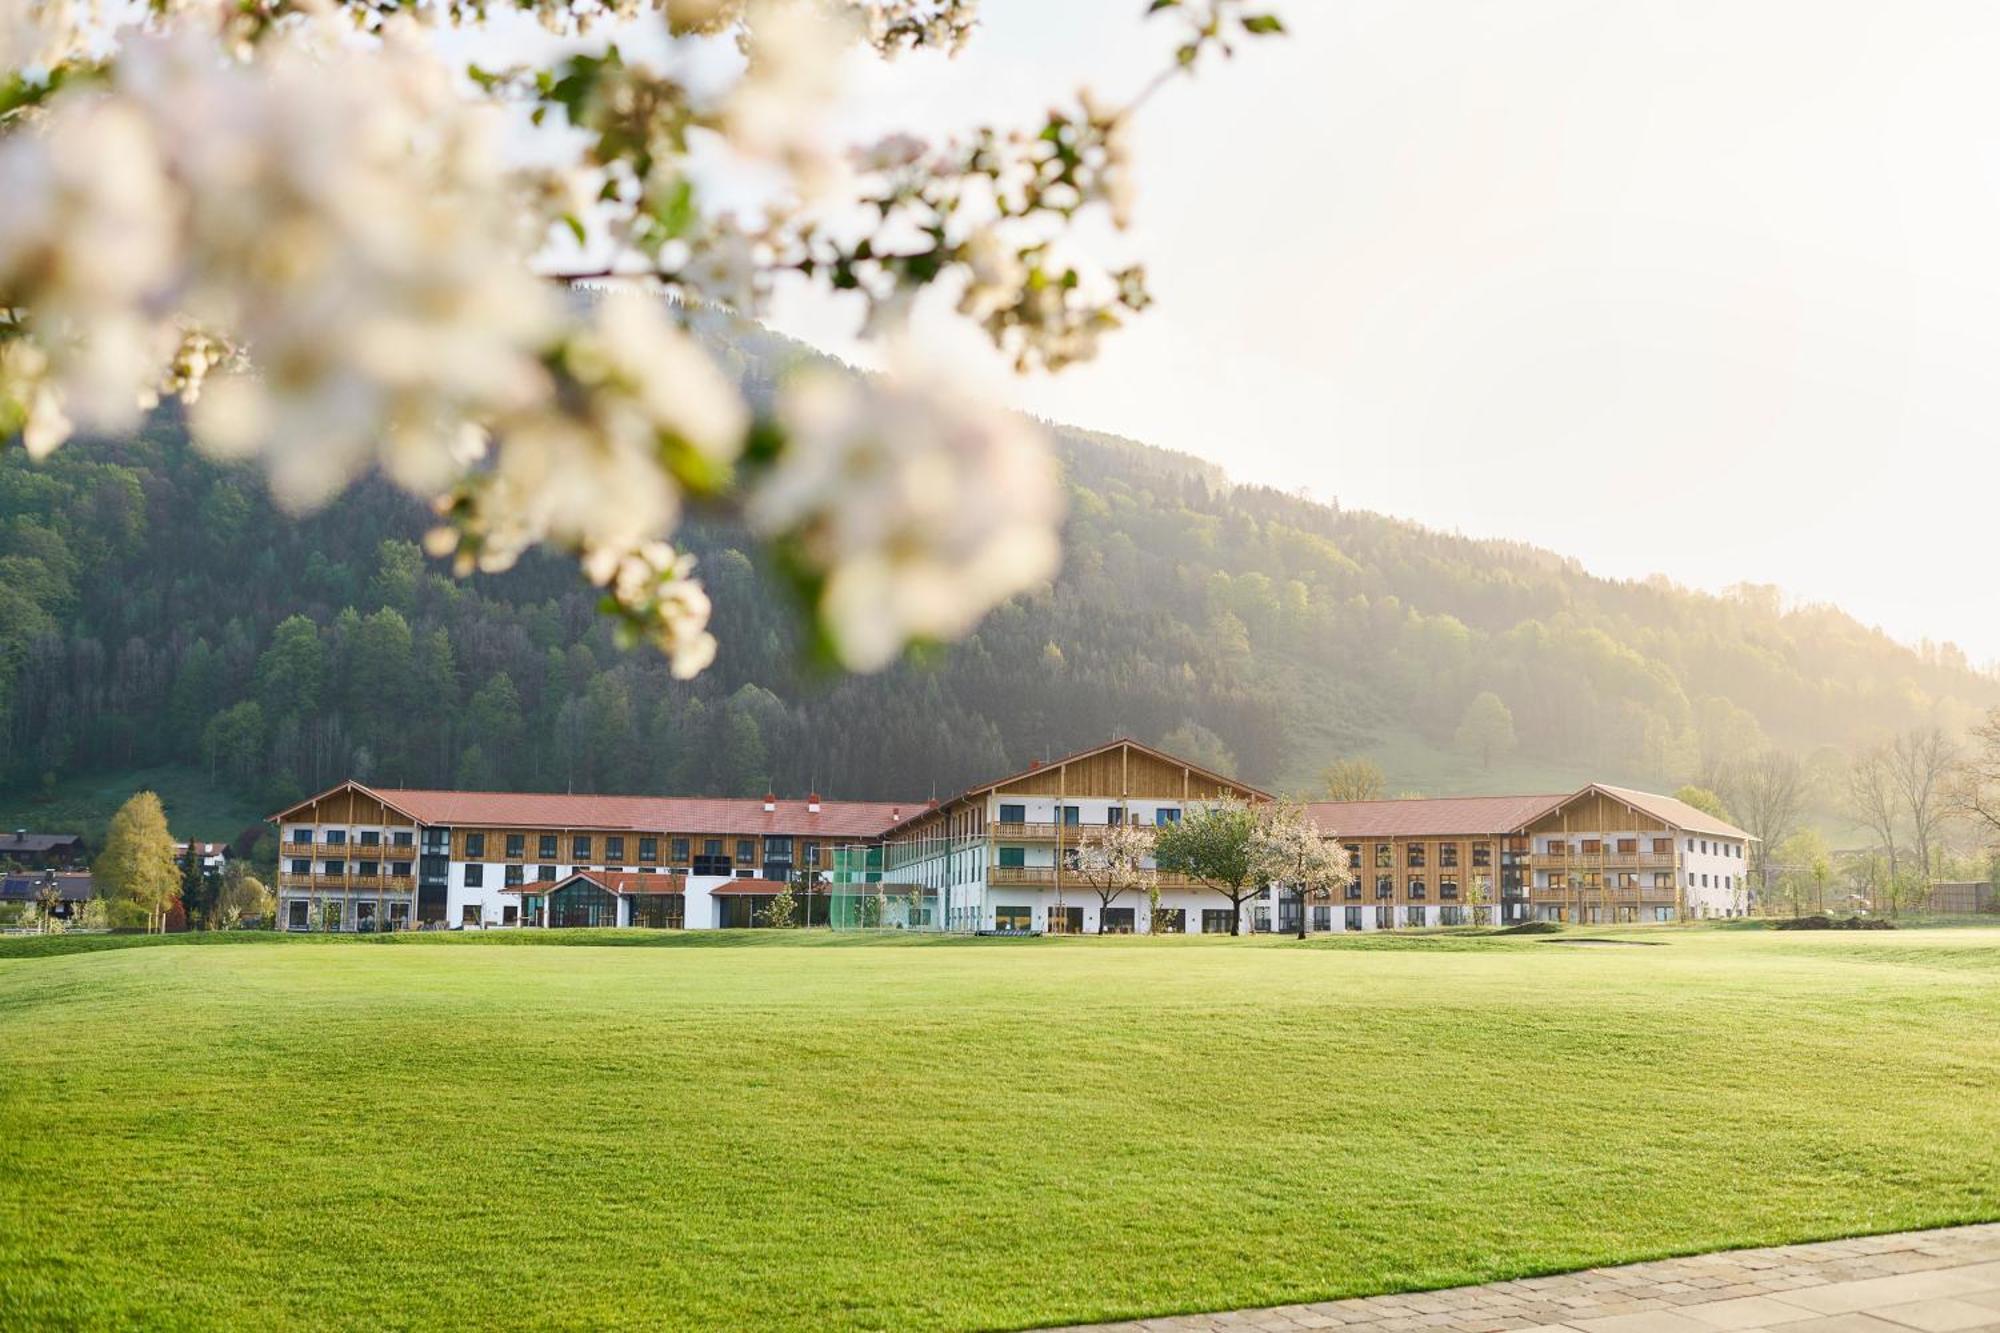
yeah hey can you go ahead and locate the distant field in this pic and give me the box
[3,928,1998,1330]
[0,765,265,847]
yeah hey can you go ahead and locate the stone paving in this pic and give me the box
[1047,1224,2000,1333]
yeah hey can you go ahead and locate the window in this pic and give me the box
[1407,876,1426,900]
[804,841,821,868]
[321,859,344,876]
[998,803,1026,824]
[505,833,524,859]
[628,894,685,929]
[1344,879,1361,901]
[1653,906,1674,922]
[1150,907,1185,934]
[637,837,657,863]
[1312,905,1331,931]
[1406,843,1426,868]
[1375,875,1393,900]
[465,864,484,888]
[1652,837,1673,854]
[1101,907,1136,934]
[324,828,347,846]
[605,836,625,862]
[1687,838,1695,852]
[1616,871,1639,889]
[1060,805,1081,827]
[537,865,556,882]
[735,839,756,865]
[357,860,379,878]
[763,836,792,863]
[1701,873,1711,888]
[1616,838,1637,854]
[359,831,381,847]
[461,905,481,926]
[1441,905,1464,926]
[994,905,1032,931]
[573,835,592,861]
[1374,905,1393,930]
[671,837,691,864]
[1344,906,1363,931]
[1374,843,1393,868]
[504,864,524,887]
[289,859,310,875]
[1201,909,1235,934]
[1407,905,1427,927]
[1655,871,1674,890]
[538,834,557,859]
[1344,843,1362,870]
[1107,807,1125,826]
[1472,842,1492,868]
[997,846,1026,868]
[1154,807,1181,826]
[694,840,730,876]
[1439,842,1460,868]
[1700,839,1710,855]
[1581,839,1602,854]
[392,831,414,848]
[465,832,485,858]
[1440,877,1459,900]
[549,879,619,928]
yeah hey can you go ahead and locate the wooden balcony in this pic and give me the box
[278,873,415,894]
[992,822,1059,840]
[990,865,1057,886]
[280,840,316,856]
[1531,852,1678,871]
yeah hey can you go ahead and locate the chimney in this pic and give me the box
[1028,760,1042,770]
[926,798,939,810]
[762,792,777,813]
[890,806,900,821]
[807,792,822,814]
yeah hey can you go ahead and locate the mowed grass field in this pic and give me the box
[3,929,1999,1330]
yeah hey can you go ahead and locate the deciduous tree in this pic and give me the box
[1153,802,1260,936]
[1321,758,1387,803]
[1069,820,1156,934]
[1249,801,1350,939]
[96,791,181,933]
[1454,692,1517,770]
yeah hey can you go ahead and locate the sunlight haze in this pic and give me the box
[764,1,2000,665]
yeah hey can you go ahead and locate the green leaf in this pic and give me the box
[1241,14,1285,34]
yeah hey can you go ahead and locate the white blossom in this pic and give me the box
[751,360,1062,671]
[0,93,178,440]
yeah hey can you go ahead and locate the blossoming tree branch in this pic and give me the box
[0,0,1283,676]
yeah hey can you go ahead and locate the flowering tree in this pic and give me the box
[1069,819,1156,934]
[1248,800,1348,939]
[1,0,1285,675]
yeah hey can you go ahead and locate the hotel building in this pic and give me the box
[269,740,1754,933]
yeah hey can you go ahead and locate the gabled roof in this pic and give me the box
[1569,784,1754,841]
[1307,794,1567,839]
[707,878,791,896]
[0,831,85,853]
[273,780,914,839]
[501,870,690,896]
[884,736,1269,837]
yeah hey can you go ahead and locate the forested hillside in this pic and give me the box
[4,330,1995,837]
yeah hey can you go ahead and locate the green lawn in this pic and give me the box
[3,928,1998,1330]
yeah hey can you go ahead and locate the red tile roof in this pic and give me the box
[1307,794,1567,838]
[352,787,914,839]
[501,871,689,896]
[706,878,790,896]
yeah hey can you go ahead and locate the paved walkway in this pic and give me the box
[1051,1224,2000,1333]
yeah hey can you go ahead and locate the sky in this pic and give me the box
[740,0,2000,667]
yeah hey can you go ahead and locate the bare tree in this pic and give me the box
[1952,707,2000,842]
[1845,746,1902,892]
[1722,749,1805,905]
[1888,726,1956,888]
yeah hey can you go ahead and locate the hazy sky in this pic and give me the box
[751,2,2000,665]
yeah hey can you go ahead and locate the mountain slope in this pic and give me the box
[2,337,1993,840]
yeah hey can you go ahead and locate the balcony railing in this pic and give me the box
[278,873,416,894]
[1531,851,1678,870]
[990,865,1057,886]
[991,822,1059,840]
